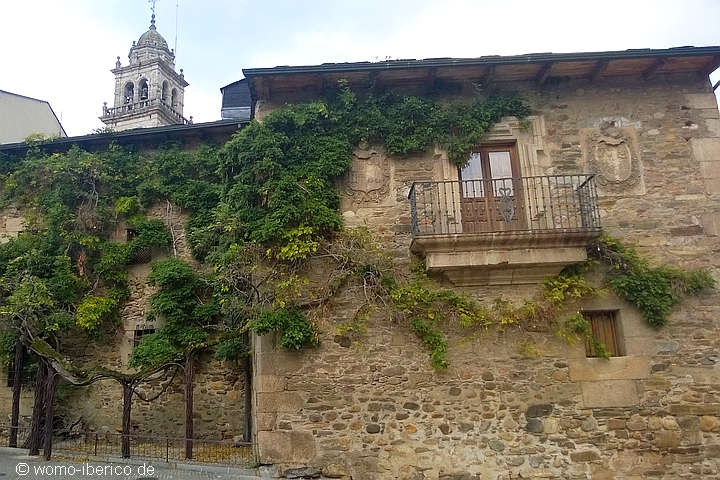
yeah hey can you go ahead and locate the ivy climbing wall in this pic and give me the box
[251,74,720,479]
[0,202,247,440]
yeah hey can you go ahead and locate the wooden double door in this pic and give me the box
[458,145,525,233]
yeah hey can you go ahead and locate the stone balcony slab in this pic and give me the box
[410,229,601,285]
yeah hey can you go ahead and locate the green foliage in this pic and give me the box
[213,85,529,259]
[249,307,316,350]
[214,336,249,361]
[95,216,171,285]
[275,225,320,261]
[114,196,140,216]
[543,270,598,305]
[591,234,715,327]
[1,276,57,332]
[410,317,448,370]
[128,332,178,369]
[129,258,218,370]
[75,295,119,336]
[0,87,532,378]
[0,329,19,366]
[127,216,172,250]
[389,281,488,368]
[557,312,610,359]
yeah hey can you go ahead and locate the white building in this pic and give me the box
[0,90,66,144]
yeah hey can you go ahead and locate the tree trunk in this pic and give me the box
[185,352,194,460]
[9,343,24,448]
[243,340,252,443]
[42,367,58,461]
[26,360,47,455]
[121,383,133,458]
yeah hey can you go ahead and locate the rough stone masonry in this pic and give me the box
[249,72,720,479]
[2,52,720,479]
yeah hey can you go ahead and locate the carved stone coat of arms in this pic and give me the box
[342,146,391,206]
[581,123,644,196]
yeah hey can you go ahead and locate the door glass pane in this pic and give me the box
[488,151,513,196]
[460,152,484,198]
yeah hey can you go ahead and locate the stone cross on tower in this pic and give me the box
[99,8,190,131]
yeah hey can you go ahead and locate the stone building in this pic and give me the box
[99,14,190,131]
[239,46,720,478]
[0,120,246,439]
[0,89,66,143]
[1,44,720,479]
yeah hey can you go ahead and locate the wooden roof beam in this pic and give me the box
[642,58,666,80]
[535,62,553,85]
[315,76,326,94]
[480,65,495,86]
[424,67,438,93]
[588,60,609,82]
[700,55,720,77]
[257,78,271,101]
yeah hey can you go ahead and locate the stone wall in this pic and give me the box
[0,202,247,440]
[57,202,247,438]
[56,349,245,439]
[0,206,33,427]
[0,206,26,244]
[252,74,720,479]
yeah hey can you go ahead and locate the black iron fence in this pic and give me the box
[0,424,254,467]
[409,174,601,236]
[0,423,30,448]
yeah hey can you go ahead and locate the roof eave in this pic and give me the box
[242,45,720,77]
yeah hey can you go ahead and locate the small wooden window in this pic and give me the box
[582,310,624,357]
[133,328,155,348]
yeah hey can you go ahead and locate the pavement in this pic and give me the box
[0,447,260,480]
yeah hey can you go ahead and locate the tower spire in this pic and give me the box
[149,0,157,29]
[100,0,189,131]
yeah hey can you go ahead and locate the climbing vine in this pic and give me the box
[589,233,715,327]
[0,82,714,383]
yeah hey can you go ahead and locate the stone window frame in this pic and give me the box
[123,81,135,104]
[431,116,548,234]
[138,78,150,101]
[436,116,547,183]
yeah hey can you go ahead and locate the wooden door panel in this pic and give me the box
[459,146,524,233]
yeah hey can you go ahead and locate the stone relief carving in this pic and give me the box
[343,145,391,206]
[581,122,644,196]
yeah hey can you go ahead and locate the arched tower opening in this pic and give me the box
[123,82,134,104]
[139,79,149,101]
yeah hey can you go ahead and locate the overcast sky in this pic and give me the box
[1,0,719,136]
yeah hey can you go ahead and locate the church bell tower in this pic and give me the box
[100,13,190,131]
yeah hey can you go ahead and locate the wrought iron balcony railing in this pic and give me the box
[409,174,601,236]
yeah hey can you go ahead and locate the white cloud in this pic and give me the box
[1,0,717,135]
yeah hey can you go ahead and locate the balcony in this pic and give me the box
[408,174,602,285]
[101,98,191,125]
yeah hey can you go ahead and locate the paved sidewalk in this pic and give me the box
[0,447,260,480]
